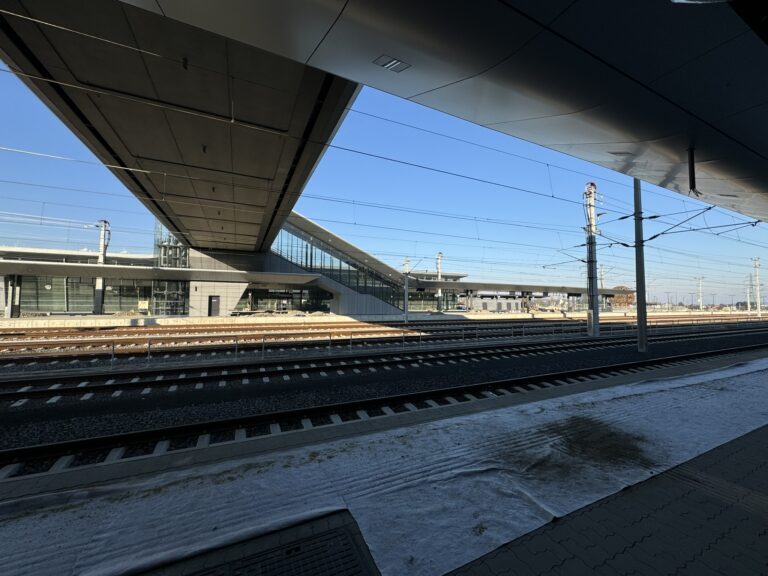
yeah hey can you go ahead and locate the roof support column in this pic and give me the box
[5,275,21,318]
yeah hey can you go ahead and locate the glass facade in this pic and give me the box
[151,280,189,316]
[233,287,333,313]
[19,276,66,313]
[272,223,403,309]
[151,223,189,315]
[18,276,155,315]
[154,221,189,268]
[67,277,96,313]
[407,289,458,311]
[104,280,153,314]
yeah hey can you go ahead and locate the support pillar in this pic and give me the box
[94,277,105,316]
[634,178,648,353]
[5,275,21,318]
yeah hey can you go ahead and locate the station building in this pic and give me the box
[0,213,629,319]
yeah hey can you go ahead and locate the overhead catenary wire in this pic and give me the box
[300,193,584,234]
[318,219,755,279]
[2,58,760,244]
[0,9,766,299]
[0,5,760,234]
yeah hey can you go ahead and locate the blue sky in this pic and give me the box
[1,61,766,305]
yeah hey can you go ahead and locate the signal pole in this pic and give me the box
[754,258,762,318]
[747,275,752,314]
[584,182,600,336]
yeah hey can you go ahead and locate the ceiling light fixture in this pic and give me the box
[373,55,411,73]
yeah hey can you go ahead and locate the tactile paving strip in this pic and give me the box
[137,510,380,576]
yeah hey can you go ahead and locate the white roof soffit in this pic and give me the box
[0,259,320,284]
[0,0,359,253]
[119,0,768,220]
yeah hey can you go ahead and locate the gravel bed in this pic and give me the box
[1,331,767,450]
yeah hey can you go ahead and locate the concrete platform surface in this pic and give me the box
[449,424,768,576]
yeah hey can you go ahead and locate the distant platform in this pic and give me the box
[0,310,756,330]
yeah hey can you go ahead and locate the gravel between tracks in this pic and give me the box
[2,331,767,450]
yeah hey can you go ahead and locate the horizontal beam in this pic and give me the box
[0,260,319,285]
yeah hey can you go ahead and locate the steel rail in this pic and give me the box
[1,326,767,403]
[2,318,765,363]
[2,340,766,476]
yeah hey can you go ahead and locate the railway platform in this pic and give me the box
[449,423,768,576]
[2,352,768,575]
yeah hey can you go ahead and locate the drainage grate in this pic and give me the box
[137,510,380,575]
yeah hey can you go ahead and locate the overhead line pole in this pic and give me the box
[633,178,647,353]
[93,219,110,315]
[403,256,409,324]
[754,257,762,318]
[436,251,443,312]
[584,182,600,336]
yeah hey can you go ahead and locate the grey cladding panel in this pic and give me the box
[93,97,182,162]
[0,0,357,253]
[230,124,286,181]
[650,33,768,123]
[308,0,540,99]
[548,0,748,84]
[155,0,347,63]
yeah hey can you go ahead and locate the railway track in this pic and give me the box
[1,317,764,365]
[0,322,588,364]
[1,340,765,490]
[3,325,767,408]
[0,319,591,358]
[0,323,415,353]
[0,318,578,340]
[0,314,754,340]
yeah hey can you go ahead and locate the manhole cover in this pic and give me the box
[138,510,380,576]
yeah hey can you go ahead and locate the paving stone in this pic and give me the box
[604,550,662,576]
[699,543,767,575]
[551,556,594,575]
[674,561,727,576]
[554,537,608,568]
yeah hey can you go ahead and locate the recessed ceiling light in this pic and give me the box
[373,54,411,73]
[718,193,738,198]
[608,151,634,156]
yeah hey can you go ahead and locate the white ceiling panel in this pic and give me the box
[0,0,357,252]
